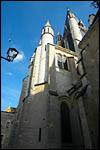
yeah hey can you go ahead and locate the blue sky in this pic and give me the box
[1,1,97,111]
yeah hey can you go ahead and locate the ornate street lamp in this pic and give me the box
[1,48,19,62]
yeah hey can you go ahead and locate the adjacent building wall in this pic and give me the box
[78,15,99,149]
[1,111,16,149]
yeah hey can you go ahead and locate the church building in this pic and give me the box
[1,9,99,149]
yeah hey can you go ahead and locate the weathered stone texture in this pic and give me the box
[1,9,99,150]
[79,16,99,149]
[1,111,16,149]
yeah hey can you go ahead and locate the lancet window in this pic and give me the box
[61,102,72,144]
[56,54,69,71]
[57,54,62,69]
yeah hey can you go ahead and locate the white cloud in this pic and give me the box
[13,51,25,62]
[6,72,13,76]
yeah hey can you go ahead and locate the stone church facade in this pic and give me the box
[1,9,99,149]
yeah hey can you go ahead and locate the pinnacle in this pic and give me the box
[67,8,70,12]
[45,19,51,26]
[57,31,60,36]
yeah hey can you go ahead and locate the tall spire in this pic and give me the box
[45,19,51,26]
[67,9,76,19]
[66,9,79,24]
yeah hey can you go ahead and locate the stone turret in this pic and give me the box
[41,20,54,45]
[38,20,54,83]
[56,31,63,46]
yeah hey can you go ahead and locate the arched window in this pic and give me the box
[61,102,72,144]
[67,33,75,52]
[56,54,69,71]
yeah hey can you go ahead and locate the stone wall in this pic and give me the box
[79,16,99,149]
[1,111,16,149]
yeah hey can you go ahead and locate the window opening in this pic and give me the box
[56,54,70,71]
[67,33,75,52]
[45,45,46,51]
[48,28,49,32]
[1,135,3,143]
[1,134,4,148]
[39,128,41,142]
[57,54,62,69]
[62,56,68,70]
[6,120,11,128]
[61,102,72,144]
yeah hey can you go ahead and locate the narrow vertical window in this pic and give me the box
[57,54,62,69]
[45,45,46,51]
[61,102,72,144]
[62,56,68,70]
[6,120,11,128]
[48,28,49,32]
[39,128,41,142]
[1,135,3,143]
[68,33,75,52]
[1,135,4,148]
